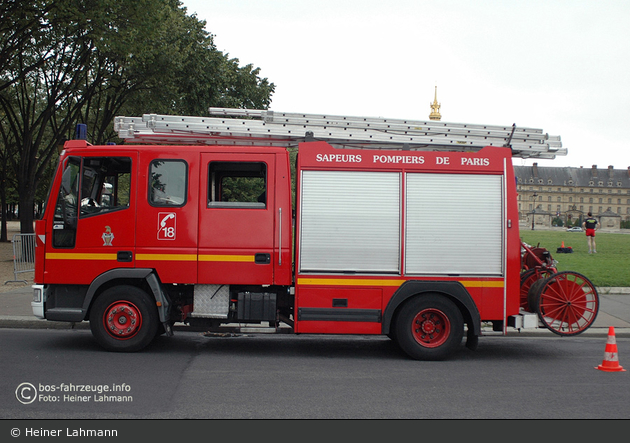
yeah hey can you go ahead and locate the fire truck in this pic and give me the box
[31,108,600,360]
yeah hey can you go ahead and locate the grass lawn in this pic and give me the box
[520,230,630,288]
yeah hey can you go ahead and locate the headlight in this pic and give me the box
[32,286,42,303]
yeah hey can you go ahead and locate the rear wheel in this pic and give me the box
[394,295,464,361]
[89,285,159,352]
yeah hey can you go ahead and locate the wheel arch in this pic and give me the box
[82,269,169,322]
[383,280,481,349]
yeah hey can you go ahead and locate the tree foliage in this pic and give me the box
[0,0,275,235]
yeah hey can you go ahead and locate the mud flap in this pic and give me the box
[466,328,479,351]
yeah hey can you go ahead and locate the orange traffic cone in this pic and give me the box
[595,327,626,372]
[561,241,565,248]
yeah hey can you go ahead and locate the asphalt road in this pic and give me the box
[1,327,628,420]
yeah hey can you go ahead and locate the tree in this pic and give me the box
[0,0,56,93]
[0,0,275,235]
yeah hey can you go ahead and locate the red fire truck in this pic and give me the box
[31,108,599,360]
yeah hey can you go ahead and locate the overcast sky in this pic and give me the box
[181,0,629,169]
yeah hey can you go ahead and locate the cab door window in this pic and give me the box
[80,157,131,217]
[208,162,266,208]
[149,160,188,207]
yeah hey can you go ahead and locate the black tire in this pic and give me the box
[394,294,464,361]
[526,278,547,313]
[89,285,159,352]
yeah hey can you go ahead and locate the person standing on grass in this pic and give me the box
[582,212,599,254]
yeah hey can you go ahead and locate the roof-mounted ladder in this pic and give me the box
[113,107,565,159]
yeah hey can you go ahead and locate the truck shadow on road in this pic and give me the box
[35,328,572,363]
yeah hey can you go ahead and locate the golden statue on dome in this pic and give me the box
[429,85,441,121]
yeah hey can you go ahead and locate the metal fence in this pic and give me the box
[5,233,35,284]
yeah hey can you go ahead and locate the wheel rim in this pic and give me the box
[538,272,599,335]
[103,301,143,340]
[411,308,451,348]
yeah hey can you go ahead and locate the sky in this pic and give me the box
[180,0,630,169]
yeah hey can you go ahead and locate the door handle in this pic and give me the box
[255,253,271,264]
[117,251,133,262]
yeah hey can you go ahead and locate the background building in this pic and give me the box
[514,164,630,231]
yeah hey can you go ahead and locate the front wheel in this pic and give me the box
[394,295,464,361]
[89,285,159,352]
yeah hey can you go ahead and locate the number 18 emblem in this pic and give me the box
[158,212,176,240]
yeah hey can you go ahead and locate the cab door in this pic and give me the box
[44,153,137,285]
[198,153,276,285]
[134,150,199,284]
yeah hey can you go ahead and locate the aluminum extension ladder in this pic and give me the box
[114,107,566,159]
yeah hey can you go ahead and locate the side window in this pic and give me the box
[80,157,131,217]
[149,160,187,207]
[53,157,81,248]
[208,162,266,208]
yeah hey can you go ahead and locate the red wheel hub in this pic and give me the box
[412,308,451,348]
[103,301,142,340]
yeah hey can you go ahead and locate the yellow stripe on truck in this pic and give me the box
[45,253,117,261]
[45,253,255,263]
[198,255,254,262]
[297,277,504,288]
[136,254,197,261]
